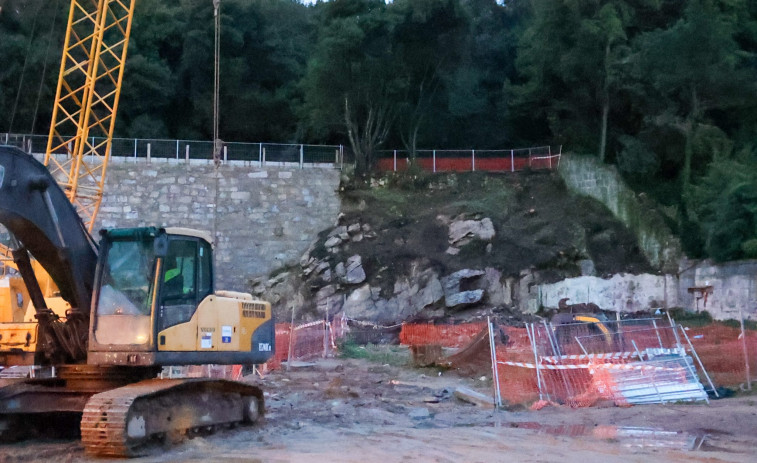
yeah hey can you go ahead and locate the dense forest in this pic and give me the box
[1,0,756,262]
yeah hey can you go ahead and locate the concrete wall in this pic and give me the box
[559,155,682,272]
[94,159,341,290]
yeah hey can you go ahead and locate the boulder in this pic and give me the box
[441,269,485,296]
[315,261,330,274]
[448,217,495,245]
[343,255,366,284]
[324,236,342,248]
[441,269,485,309]
[445,290,484,308]
[483,267,510,306]
[347,223,362,234]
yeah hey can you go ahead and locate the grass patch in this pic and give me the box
[338,341,410,366]
[668,308,713,327]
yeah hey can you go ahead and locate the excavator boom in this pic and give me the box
[0,146,98,363]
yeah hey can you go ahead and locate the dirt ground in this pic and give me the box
[1,352,756,463]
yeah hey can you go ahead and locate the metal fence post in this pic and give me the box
[433,149,436,173]
[133,138,137,160]
[340,145,343,170]
[393,149,397,172]
[223,145,227,163]
[511,149,514,172]
[147,143,151,164]
[300,144,304,169]
[488,317,502,407]
[262,147,266,166]
[258,143,262,165]
[185,144,190,164]
[526,324,545,401]
[740,306,752,391]
[472,149,475,172]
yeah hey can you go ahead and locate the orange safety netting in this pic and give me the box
[399,322,488,348]
[682,323,757,388]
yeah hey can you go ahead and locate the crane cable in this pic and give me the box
[8,0,42,133]
[30,0,61,135]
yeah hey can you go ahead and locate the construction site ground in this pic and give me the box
[1,350,756,463]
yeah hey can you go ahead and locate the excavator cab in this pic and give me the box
[88,227,274,367]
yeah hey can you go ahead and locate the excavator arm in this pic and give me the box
[0,146,98,363]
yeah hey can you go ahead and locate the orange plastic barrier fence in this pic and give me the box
[399,322,488,348]
[265,319,347,371]
[683,323,757,388]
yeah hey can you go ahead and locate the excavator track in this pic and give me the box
[80,378,264,457]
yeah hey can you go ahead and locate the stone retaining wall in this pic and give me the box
[94,159,341,290]
[559,155,682,272]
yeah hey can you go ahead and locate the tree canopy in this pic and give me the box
[1,0,756,260]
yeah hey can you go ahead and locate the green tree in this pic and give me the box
[0,0,64,134]
[389,0,468,156]
[633,0,756,191]
[301,0,397,175]
[688,151,757,260]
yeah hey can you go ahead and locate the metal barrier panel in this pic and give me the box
[225,142,263,162]
[263,143,300,164]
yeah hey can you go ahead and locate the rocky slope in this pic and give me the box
[250,171,654,325]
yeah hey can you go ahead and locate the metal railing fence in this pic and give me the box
[1,133,344,168]
[376,145,562,173]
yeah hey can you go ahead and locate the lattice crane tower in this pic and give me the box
[44,0,136,231]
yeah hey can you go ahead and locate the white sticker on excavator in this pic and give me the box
[201,332,212,349]
[221,325,232,343]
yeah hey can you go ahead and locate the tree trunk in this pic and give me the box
[598,41,610,161]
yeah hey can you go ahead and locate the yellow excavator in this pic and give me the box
[0,146,275,456]
[0,0,275,456]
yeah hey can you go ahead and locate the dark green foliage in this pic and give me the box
[2,0,757,262]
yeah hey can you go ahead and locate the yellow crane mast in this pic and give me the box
[44,0,135,232]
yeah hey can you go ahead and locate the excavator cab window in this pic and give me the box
[93,237,156,346]
[158,238,202,331]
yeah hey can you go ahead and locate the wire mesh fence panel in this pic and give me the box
[304,145,342,165]
[140,139,181,159]
[290,321,329,360]
[225,142,262,162]
[29,134,50,154]
[262,143,300,164]
[184,140,215,160]
[474,150,520,172]
[399,322,488,348]
[681,322,757,389]
[373,145,561,173]
[493,321,711,408]
[110,137,138,159]
[433,150,474,172]
[375,151,410,172]
[343,321,402,345]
